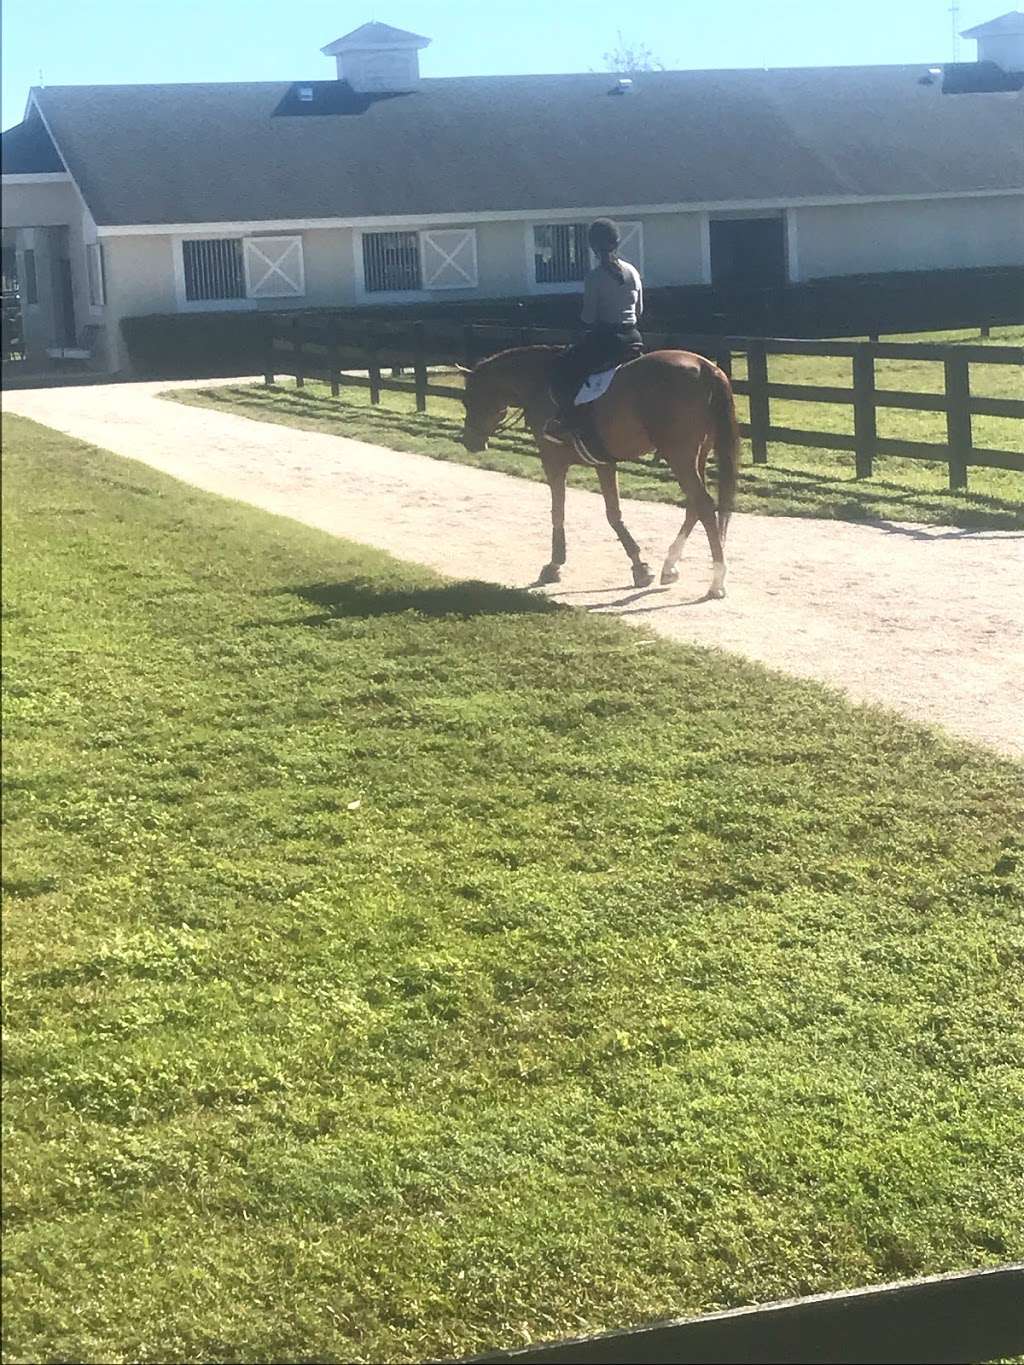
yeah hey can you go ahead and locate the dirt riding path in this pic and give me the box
[6,379,1022,758]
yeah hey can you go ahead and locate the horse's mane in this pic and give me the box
[473,343,563,372]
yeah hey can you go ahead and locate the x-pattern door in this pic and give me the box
[421,229,478,289]
[244,236,305,298]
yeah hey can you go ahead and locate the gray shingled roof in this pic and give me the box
[1,110,66,174]
[21,66,1024,228]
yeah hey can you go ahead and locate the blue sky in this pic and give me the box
[2,0,1009,130]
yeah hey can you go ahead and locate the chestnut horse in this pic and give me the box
[460,347,739,598]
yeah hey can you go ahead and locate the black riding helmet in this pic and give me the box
[588,218,621,253]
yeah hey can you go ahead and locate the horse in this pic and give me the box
[459,347,739,598]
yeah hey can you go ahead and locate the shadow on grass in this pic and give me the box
[275,578,561,623]
[737,465,1024,530]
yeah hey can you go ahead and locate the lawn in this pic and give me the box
[3,415,1023,1364]
[167,326,1024,531]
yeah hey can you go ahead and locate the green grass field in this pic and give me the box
[3,415,1023,1364]
[168,326,1024,531]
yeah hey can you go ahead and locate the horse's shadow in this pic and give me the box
[544,583,714,610]
[266,578,562,625]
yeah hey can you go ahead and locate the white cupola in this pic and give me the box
[961,10,1024,73]
[321,21,431,93]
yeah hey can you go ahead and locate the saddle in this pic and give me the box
[573,366,619,407]
[544,363,627,466]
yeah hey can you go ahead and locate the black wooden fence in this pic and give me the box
[264,319,1024,492]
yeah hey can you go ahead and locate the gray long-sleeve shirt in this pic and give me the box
[581,259,643,328]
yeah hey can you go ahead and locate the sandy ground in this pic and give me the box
[5,378,1023,759]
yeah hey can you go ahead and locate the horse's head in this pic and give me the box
[459,364,508,453]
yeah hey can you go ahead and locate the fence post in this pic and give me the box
[413,321,428,413]
[980,324,991,339]
[852,344,877,480]
[716,345,732,379]
[291,319,304,389]
[263,318,275,387]
[329,340,341,399]
[747,340,770,464]
[367,326,381,406]
[945,354,972,491]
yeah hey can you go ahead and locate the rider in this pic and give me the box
[544,218,645,445]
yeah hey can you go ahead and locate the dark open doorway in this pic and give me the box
[710,217,788,288]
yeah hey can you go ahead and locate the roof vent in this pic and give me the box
[321,20,431,93]
[610,77,634,95]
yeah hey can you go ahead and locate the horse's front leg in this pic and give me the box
[596,465,653,588]
[539,453,568,585]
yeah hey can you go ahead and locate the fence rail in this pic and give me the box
[264,319,1023,491]
[453,1263,1024,1365]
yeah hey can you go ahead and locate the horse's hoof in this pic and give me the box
[660,565,680,586]
[707,585,726,600]
[538,563,561,585]
[633,563,655,589]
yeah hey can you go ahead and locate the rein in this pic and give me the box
[493,407,526,436]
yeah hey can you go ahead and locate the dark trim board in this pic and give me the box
[452,1264,1024,1365]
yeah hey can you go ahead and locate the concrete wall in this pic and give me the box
[102,234,178,370]
[3,180,79,228]
[4,181,116,369]
[300,226,357,307]
[640,212,706,287]
[477,219,536,298]
[15,227,60,362]
[794,195,1024,280]
[11,213,96,366]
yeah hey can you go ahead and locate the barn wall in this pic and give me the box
[353,219,534,302]
[477,219,535,297]
[302,227,357,307]
[793,195,1024,280]
[101,234,179,369]
[638,213,706,287]
[14,227,61,362]
[2,179,79,228]
[6,183,96,367]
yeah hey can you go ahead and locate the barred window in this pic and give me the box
[533,223,589,284]
[362,231,421,293]
[183,238,246,302]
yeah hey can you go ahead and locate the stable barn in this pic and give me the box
[2,13,1022,375]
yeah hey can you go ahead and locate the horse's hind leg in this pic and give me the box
[660,506,699,585]
[539,454,568,585]
[596,465,654,588]
[701,500,728,599]
[664,443,727,598]
[660,440,704,585]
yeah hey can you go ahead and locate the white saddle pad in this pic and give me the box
[574,366,618,406]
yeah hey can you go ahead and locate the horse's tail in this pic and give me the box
[705,361,739,536]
